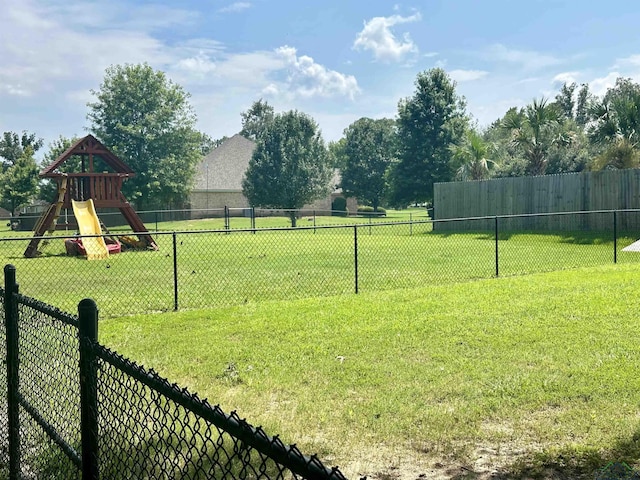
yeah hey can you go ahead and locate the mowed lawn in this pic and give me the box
[1,216,638,318]
[99,263,640,479]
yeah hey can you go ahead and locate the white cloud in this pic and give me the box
[353,13,421,62]
[589,71,621,97]
[449,69,488,82]
[218,2,252,14]
[434,59,447,69]
[261,83,279,96]
[0,0,188,99]
[213,51,286,85]
[485,44,561,71]
[613,54,640,69]
[274,46,360,100]
[0,83,30,97]
[175,53,217,77]
[514,77,540,85]
[552,71,580,85]
[470,97,527,126]
[585,54,640,98]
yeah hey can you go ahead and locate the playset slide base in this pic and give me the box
[71,199,109,260]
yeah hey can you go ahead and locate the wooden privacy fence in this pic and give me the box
[434,169,640,231]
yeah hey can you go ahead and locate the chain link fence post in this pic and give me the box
[251,207,256,233]
[173,232,179,311]
[354,226,359,294]
[78,298,99,480]
[4,264,20,480]
[495,216,499,277]
[613,210,617,264]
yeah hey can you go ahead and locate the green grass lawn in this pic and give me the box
[98,263,640,479]
[1,214,639,319]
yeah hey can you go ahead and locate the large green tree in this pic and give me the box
[240,99,275,141]
[554,82,577,122]
[339,117,397,211]
[389,68,467,206]
[242,110,332,227]
[0,131,43,172]
[87,63,202,210]
[327,138,348,169]
[1,146,39,214]
[575,84,591,127]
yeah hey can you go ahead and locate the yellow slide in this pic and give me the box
[71,199,109,260]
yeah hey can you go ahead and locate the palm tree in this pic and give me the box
[501,98,560,176]
[588,92,640,170]
[450,130,495,180]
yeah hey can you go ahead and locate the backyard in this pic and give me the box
[2,210,640,478]
[0,209,638,317]
[97,263,640,479]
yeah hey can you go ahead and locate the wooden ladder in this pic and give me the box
[24,178,68,258]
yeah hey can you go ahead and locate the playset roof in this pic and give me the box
[40,134,135,177]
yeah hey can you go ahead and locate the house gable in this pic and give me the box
[194,134,256,191]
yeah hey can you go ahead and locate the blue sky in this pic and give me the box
[2,0,640,158]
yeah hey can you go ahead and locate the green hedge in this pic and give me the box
[357,206,386,216]
[331,197,348,216]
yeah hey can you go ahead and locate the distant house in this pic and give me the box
[190,134,356,217]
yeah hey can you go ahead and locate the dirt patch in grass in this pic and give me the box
[341,440,636,480]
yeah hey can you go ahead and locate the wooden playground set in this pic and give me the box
[24,135,158,260]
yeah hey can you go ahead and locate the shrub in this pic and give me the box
[357,206,386,216]
[331,197,348,216]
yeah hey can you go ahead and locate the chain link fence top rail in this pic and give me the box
[8,208,400,233]
[1,275,348,479]
[0,210,639,317]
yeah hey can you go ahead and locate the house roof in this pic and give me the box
[40,134,135,177]
[193,133,345,194]
[193,134,256,191]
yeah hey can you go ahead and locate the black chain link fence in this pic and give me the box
[0,210,639,318]
[6,207,394,233]
[1,265,347,479]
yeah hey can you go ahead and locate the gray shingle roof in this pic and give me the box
[193,134,256,191]
[193,134,345,194]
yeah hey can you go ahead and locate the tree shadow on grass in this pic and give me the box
[426,229,625,245]
[556,231,617,245]
[447,427,640,479]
